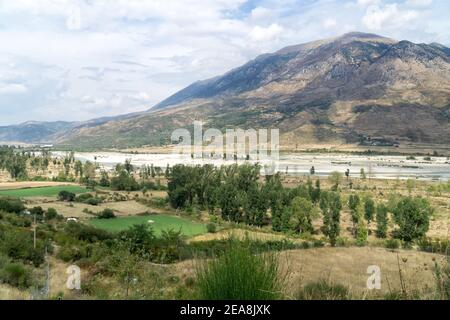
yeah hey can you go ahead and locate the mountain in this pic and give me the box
[8,32,450,149]
[0,121,74,144]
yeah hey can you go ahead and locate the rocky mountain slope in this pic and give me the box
[6,32,450,149]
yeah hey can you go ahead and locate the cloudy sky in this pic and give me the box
[0,0,449,125]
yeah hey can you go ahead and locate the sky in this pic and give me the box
[0,0,449,125]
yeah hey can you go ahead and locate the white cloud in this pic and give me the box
[357,0,380,6]
[363,4,419,30]
[66,5,82,30]
[323,18,337,29]
[249,23,283,42]
[406,0,433,7]
[0,83,28,94]
[250,7,272,21]
[0,0,448,124]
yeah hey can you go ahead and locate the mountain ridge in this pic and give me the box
[2,32,450,149]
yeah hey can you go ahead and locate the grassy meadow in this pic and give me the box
[0,185,87,198]
[89,214,208,236]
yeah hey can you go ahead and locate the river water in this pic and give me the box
[54,151,450,181]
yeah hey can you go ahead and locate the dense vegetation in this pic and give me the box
[167,164,436,246]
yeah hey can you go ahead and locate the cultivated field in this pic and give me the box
[30,200,154,218]
[0,185,87,198]
[89,214,208,236]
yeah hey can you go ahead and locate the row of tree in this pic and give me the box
[167,164,434,245]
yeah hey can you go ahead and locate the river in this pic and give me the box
[54,151,450,181]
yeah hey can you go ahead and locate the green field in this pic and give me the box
[89,215,207,237]
[0,185,88,198]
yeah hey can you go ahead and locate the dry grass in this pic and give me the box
[0,285,29,300]
[172,246,446,299]
[27,200,153,218]
[190,229,294,243]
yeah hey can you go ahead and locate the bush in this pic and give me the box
[417,238,449,255]
[58,191,76,202]
[97,209,116,219]
[30,206,45,217]
[195,239,284,300]
[0,198,25,213]
[392,197,432,242]
[0,229,45,266]
[296,280,350,300]
[86,198,102,206]
[385,238,400,249]
[206,223,217,233]
[46,208,58,220]
[64,221,113,243]
[0,262,33,289]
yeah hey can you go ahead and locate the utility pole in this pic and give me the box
[33,212,36,249]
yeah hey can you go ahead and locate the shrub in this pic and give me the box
[97,208,116,219]
[58,190,76,202]
[30,206,45,217]
[0,262,33,289]
[392,197,432,242]
[296,279,350,300]
[195,239,284,300]
[86,198,102,206]
[0,198,25,213]
[206,223,217,233]
[64,221,113,243]
[46,208,58,220]
[0,229,45,266]
[385,238,400,250]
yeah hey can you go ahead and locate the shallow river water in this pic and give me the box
[55,151,450,181]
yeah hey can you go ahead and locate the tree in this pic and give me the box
[281,207,292,232]
[376,204,388,238]
[392,197,432,242]
[82,161,97,189]
[364,197,375,226]
[271,198,284,232]
[99,171,110,187]
[360,168,366,180]
[124,159,134,174]
[111,170,140,191]
[46,208,58,220]
[320,192,341,246]
[219,182,242,222]
[290,197,314,234]
[348,194,361,234]
[107,245,142,299]
[311,179,321,204]
[356,218,368,246]
[243,184,268,226]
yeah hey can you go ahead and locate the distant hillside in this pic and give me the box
[0,121,73,144]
